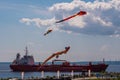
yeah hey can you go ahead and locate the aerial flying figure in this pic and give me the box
[44,29,52,36]
[44,11,87,36]
[41,46,70,66]
[55,11,87,23]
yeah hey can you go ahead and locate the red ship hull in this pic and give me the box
[10,63,108,72]
[10,47,108,72]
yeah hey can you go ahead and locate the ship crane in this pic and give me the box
[41,46,70,66]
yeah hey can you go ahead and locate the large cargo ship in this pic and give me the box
[10,47,108,72]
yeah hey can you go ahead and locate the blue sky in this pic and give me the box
[0,0,120,62]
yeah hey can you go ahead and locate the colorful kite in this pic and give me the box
[55,11,87,23]
[44,29,52,36]
[41,46,70,66]
[44,11,87,36]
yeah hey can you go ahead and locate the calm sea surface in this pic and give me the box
[0,61,120,78]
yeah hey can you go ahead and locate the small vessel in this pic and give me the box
[10,47,108,72]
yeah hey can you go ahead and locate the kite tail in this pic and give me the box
[56,20,65,23]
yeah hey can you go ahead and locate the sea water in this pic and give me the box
[0,61,120,78]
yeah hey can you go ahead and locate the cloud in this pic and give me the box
[49,0,84,11]
[20,0,120,37]
[20,18,56,28]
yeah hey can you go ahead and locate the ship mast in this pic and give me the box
[25,46,28,56]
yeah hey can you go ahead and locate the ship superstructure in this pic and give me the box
[11,47,34,65]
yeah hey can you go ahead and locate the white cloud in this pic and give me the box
[20,18,32,25]
[20,18,56,28]
[92,16,112,27]
[49,0,85,11]
[68,16,86,28]
[20,0,120,37]
[110,0,120,11]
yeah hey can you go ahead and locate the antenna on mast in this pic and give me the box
[25,46,28,56]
